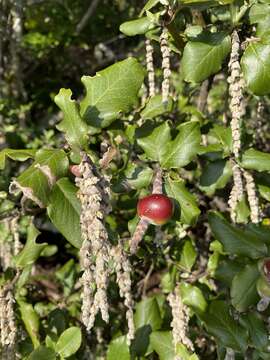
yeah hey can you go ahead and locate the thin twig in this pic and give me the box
[76,0,101,34]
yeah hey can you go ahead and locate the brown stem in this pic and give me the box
[152,167,163,194]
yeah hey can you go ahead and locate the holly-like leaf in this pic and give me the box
[11,149,69,207]
[179,283,207,314]
[54,88,89,150]
[150,331,175,360]
[80,58,144,128]
[141,95,173,119]
[179,239,197,271]
[107,336,130,360]
[231,263,260,312]
[14,223,47,268]
[182,32,231,83]
[202,301,248,352]
[241,148,270,172]
[134,296,162,331]
[0,148,36,170]
[137,121,171,163]
[241,42,270,95]
[208,212,267,259]
[47,178,82,249]
[161,121,201,169]
[120,17,153,36]
[55,327,82,358]
[165,177,200,225]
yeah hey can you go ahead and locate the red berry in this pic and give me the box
[69,165,81,177]
[137,194,173,225]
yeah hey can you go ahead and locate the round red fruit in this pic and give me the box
[137,194,173,225]
[69,165,82,177]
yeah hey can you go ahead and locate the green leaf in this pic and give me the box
[179,283,207,314]
[29,346,56,360]
[80,58,144,128]
[55,327,82,358]
[141,95,173,119]
[199,160,232,195]
[241,148,270,172]
[202,300,248,352]
[12,149,69,207]
[249,4,270,24]
[139,0,161,16]
[0,148,36,170]
[107,336,130,360]
[231,263,260,312]
[137,122,171,163]
[165,177,200,225]
[179,240,197,271]
[150,331,175,360]
[134,296,162,331]
[241,42,270,95]
[120,17,153,36]
[182,32,231,83]
[161,121,201,169]
[18,299,40,348]
[208,212,268,259]
[240,312,269,352]
[54,88,89,150]
[14,223,47,268]
[47,178,82,249]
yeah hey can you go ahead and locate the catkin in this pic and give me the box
[76,154,111,330]
[228,30,243,159]
[111,242,135,344]
[167,287,194,356]
[243,170,260,224]
[145,39,155,98]
[160,27,171,105]
[228,161,244,223]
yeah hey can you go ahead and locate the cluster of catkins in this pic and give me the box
[227,30,260,224]
[76,153,135,342]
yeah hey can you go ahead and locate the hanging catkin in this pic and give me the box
[243,170,260,224]
[0,286,17,360]
[228,30,242,159]
[145,39,155,98]
[160,27,171,104]
[168,287,194,356]
[228,161,244,223]
[76,154,111,330]
[111,242,135,344]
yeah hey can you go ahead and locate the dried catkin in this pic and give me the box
[111,243,135,344]
[160,27,171,105]
[0,287,17,360]
[167,287,194,356]
[0,220,13,271]
[152,167,163,194]
[228,161,244,223]
[145,39,155,98]
[76,154,111,330]
[243,170,260,224]
[10,215,21,256]
[228,30,243,159]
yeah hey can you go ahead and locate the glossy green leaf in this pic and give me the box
[13,149,69,207]
[18,299,40,348]
[0,148,36,170]
[249,4,270,24]
[240,312,269,352]
[179,283,207,314]
[241,148,270,172]
[231,263,260,312]
[137,121,171,163]
[165,177,200,225]
[161,121,201,168]
[134,296,162,331]
[55,327,82,357]
[150,331,175,360]
[29,346,56,360]
[14,223,47,268]
[107,336,130,360]
[139,0,160,15]
[180,239,197,271]
[199,160,232,195]
[47,178,82,248]
[141,95,173,119]
[241,42,270,95]
[80,58,144,128]
[208,212,267,259]
[54,88,89,150]
[120,17,153,36]
[202,301,248,352]
[182,32,231,83]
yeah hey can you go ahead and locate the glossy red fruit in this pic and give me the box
[69,165,81,177]
[137,194,173,225]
